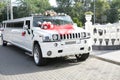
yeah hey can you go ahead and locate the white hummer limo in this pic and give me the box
[2,11,92,66]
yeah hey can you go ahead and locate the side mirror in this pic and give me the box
[23,25,28,30]
[73,23,77,27]
[73,23,78,29]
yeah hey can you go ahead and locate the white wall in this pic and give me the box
[85,15,120,46]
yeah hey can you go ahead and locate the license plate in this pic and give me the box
[65,41,76,45]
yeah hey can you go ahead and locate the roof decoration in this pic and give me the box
[30,10,67,16]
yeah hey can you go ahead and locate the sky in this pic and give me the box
[11,0,57,7]
[49,0,57,7]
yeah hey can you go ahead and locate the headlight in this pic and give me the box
[43,36,51,42]
[52,34,59,41]
[43,34,59,42]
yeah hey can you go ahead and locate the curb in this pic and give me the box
[90,54,120,66]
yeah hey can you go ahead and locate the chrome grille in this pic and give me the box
[59,33,81,40]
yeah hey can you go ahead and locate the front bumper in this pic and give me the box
[40,39,92,58]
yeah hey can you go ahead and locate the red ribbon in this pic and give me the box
[42,22,74,34]
[22,31,26,36]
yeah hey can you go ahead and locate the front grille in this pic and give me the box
[59,33,81,40]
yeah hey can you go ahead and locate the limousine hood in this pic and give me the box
[46,24,74,34]
[33,24,86,36]
[32,25,89,42]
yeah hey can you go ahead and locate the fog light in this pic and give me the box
[54,43,58,47]
[47,51,52,56]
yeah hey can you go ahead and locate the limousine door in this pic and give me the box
[22,20,33,51]
[10,21,24,45]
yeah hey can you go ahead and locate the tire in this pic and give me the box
[33,44,47,66]
[75,53,89,61]
[1,35,7,46]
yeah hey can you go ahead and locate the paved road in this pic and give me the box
[0,38,120,80]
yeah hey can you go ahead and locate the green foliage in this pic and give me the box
[0,1,5,13]
[0,0,120,24]
[0,1,6,22]
[55,0,84,27]
[56,0,72,7]
[55,0,73,14]
[118,9,120,20]
[111,0,120,9]
[85,11,93,15]
[106,0,120,23]
[107,8,119,23]
[14,0,50,18]
[90,0,110,23]
[73,17,82,27]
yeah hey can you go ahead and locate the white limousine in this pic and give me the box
[2,11,92,66]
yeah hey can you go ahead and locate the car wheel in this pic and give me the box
[33,44,47,66]
[75,53,89,61]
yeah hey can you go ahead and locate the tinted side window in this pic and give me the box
[6,21,24,28]
[6,23,11,27]
[14,22,24,28]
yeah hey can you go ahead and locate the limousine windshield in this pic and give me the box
[33,16,73,27]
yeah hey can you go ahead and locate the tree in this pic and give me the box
[0,1,4,15]
[107,0,120,23]
[118,9,120,20]
[71,2,84,27]
[14,0,50,18]
[107,8,118,23]
[111,0,120,9]
[55,0,84,27]
[0,0,7,22]
[90,0,110,24]
[56,0,73,13]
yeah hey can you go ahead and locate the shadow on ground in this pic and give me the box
[0,44,84,76]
